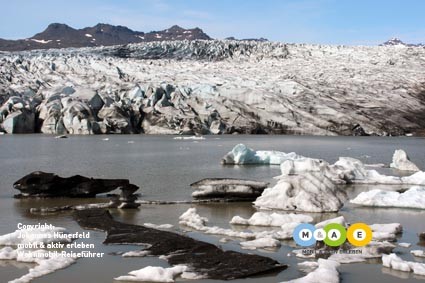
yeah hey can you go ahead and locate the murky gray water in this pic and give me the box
[0,135,425,282]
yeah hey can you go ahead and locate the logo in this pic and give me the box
[292,222,372,247]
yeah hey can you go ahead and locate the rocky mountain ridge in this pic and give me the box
[1,40,425,136]
[0,23,211,51]
[380,37,424,47]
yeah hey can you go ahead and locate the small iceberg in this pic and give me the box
[230,212,313,227]
[240,237,281,250]
[350,187,425,209]
[221,144,303,165]
[54,135,67,139]
[114,265,193,282]
[179,208,300,242]
[281,259,340,283]
[382,253,425,276]
[190,178,268,200]
[254,172,347,212]
[390,149,420,171]
[173,136,205,140]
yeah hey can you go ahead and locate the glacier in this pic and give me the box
[1,40,425,135]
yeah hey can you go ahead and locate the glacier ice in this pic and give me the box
[221,144,303,165]
[390,149,420,171]
[350,187,425,209]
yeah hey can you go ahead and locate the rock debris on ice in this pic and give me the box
[190,178,268,200]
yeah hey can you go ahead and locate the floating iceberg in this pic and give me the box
[382,253,425,276]
[370,223,403,241]
[350,187,425,209]
[240,237,281,250]
[179,208,255,239]
[190,178,268,200]
[315,216,346,229]
[114,265,191,282]
[221,144,303,165]
[390,149,420,171]
[179,208,299,243]
[143,223,174,229]
[281,259,340,283]
[254,172,347,212]
[122,250,150,257]
[230,212,313,226]
[173,136,205,140]
[281,156,425,185]
[411,250,425,258]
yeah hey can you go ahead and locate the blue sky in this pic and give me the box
[1,0,424,45]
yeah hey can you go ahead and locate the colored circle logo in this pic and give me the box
[323,223,347,247]
[293,223,316,247]
[347,223,372,247]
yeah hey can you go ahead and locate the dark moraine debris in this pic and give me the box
[190,178,269,200]
[74,209,286,279]
[419,233,425,246]
[14,171,139,198]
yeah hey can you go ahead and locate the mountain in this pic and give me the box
[0,23,211,51]
[380,37,424,47]
[225,36,268,42]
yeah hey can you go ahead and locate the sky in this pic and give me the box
[1,0,424,45]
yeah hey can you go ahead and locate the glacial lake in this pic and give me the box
[0,134,425,283]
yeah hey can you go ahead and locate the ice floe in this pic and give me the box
[122,250,151,257]
[173,136,205,140]
[411,250,425,258]
[350,187,425,209]
[382,253,425,276]
[240,237,281,250]
[281,259,340,283]
[281,156,425,185]
[370,223,403,241]
[314,216,346,229]
[230,212,313,226]
[254,172,347,212]
[0,226,76,283]
[190,178,268,200]
[179,208,299,243]
[144,223,174,229]
[114,265,190,282]
[390,149,420,171]
[221,144,303,165]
